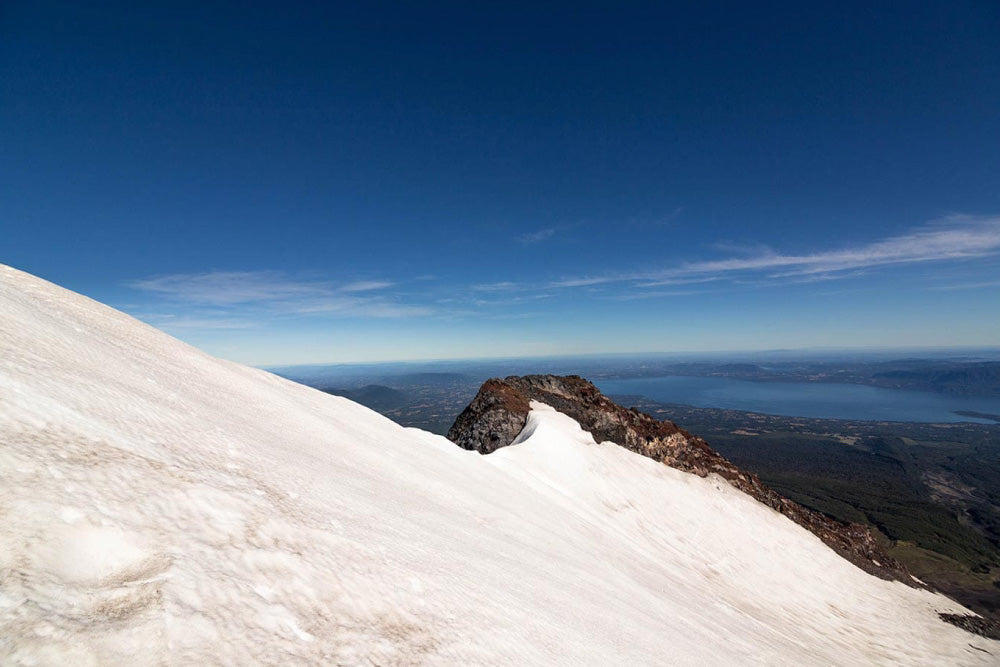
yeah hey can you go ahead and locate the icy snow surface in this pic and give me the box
[0,263,997,665]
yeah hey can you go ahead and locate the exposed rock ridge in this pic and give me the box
[448,374,912,584]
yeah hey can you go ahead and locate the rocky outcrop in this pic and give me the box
[448,379,531,454]
[448,374,913,584]
[939,613,1000,640]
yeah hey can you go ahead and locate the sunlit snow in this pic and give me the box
[0,264,996,665]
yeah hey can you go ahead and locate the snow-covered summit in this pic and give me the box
[0,264,996,665]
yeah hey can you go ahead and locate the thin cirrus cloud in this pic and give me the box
[128,271,333,306]
[546,215,1000,291]
[125,216,1000,331]
[611,290,699,301]
[471,281,521,292]
[290,299,431,317]
[126,271,427,322]
[548,276,616,288]
[676,216,1000,278]
[339,280,396,293]
[386,216,1000,300]
[930,279,1000,291]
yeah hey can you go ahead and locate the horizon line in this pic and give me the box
[261,343,1000,370]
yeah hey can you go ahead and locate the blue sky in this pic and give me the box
[3,2,1000,365]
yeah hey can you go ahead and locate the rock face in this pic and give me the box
[448,374,912,584]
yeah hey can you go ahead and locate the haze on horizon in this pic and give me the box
[3,2,999,365]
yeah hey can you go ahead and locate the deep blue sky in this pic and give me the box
[3,1,1000,364]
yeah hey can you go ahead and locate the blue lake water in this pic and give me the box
[594,376,1000,423]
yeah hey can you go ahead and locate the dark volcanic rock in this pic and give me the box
[448,374,914,585]
[447,379,530,454]
[939,613,1000,641]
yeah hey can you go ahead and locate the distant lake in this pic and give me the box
[595,376,1000,424]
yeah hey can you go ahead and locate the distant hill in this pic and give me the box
[321,384,408,411]
[872,362,1000,396]
[380,372,473,387]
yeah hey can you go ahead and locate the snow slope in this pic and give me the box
[0,263,996,665]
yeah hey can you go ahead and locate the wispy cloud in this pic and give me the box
[548,276,617,288]
[291,299,431,317]
[472,281,522,292]
[930,279,1000,291]
[127,271,428,328]
[511,215,1000,293]
[632,277,722,288]
[668,215,1000,280]
[470,294,554,308]
[611,290,699,300]
[128,271,331,306]
[125,215,1000,332]
[339,280,394,293]
[518,228,556,244]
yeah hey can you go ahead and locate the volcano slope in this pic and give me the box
[0,264,996,665]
